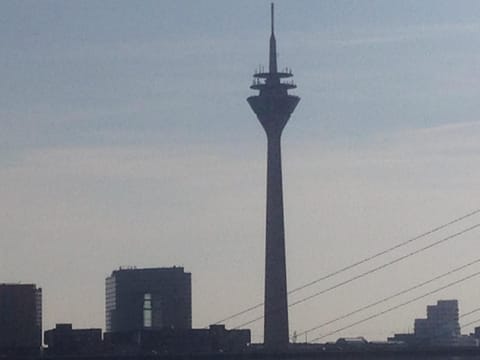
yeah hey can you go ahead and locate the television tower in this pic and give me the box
[247,3,300,351]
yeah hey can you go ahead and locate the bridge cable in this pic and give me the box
[232,222,480,329]
[213,208,480,325]
[309,270,480,342]
[296,257,480,338]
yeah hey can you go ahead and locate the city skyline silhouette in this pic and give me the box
[1,1,480,344]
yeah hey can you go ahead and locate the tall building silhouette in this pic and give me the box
[105,267,191,333]
[247,3,300,351]
[0,284,42,353]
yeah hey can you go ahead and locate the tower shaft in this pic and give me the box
[264,133,289,349]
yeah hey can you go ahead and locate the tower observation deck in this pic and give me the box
[247,3,300,351]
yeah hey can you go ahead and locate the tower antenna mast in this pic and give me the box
[271,2,274,35]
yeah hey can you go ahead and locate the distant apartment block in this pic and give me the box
[0,284,42,352]
[105,267,191,333]
[389,299,478,347]
[414,300,460,342]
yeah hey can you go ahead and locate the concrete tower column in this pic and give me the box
[264,131,289,349]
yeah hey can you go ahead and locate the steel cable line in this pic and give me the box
[296,257,480,338]
[449,308,480,334]
[288,209,480,296]
[213,208,480,325]
[460,318,480,331]
[309,270,480,342]
[460,307,480,319]
[232,222,480,329]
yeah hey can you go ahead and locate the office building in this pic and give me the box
[105,267,191,333]
[0,284,42,353]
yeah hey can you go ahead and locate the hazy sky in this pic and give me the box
[2,0,480,343]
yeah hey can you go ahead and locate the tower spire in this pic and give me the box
[269,2,277,74]
[271,2,274,35]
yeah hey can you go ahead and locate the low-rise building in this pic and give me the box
[44,323,102,355]
[104,324,250,355]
